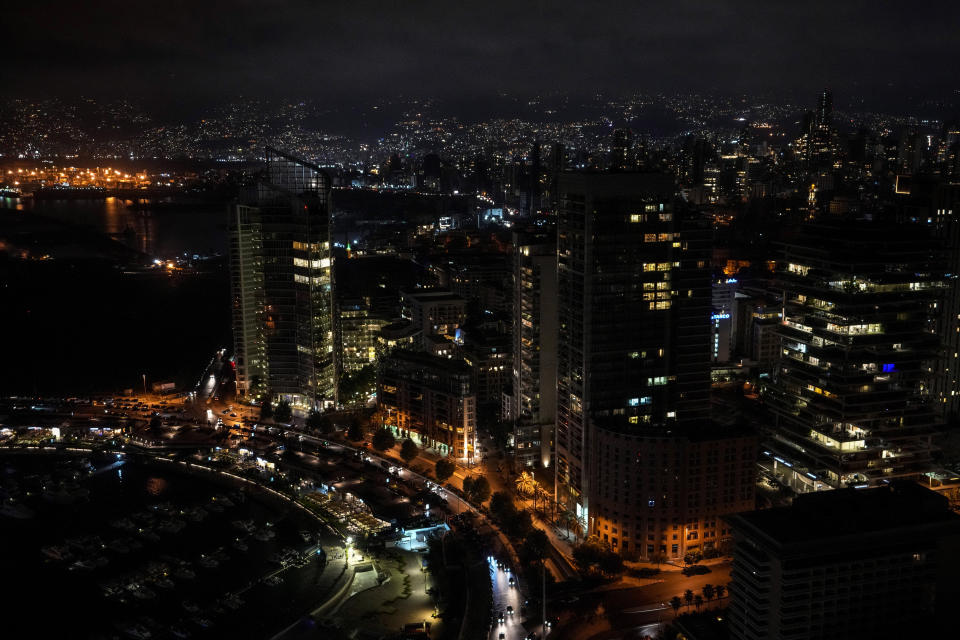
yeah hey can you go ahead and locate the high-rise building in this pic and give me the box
[711,277,737,363]
[807,89,835,171]
[230,148,336,409]
[764,222,945,492]
[554,172,714,548]
[592,425,757,557]
[399,288,467,350]
[378,349,478,462]
[512,228,558,469]
[894,179,960,419]
[336,296,389,374]
[610,128,633,171]
[815,89,832,132]
[459,329,511,421]
[727,483,960,640]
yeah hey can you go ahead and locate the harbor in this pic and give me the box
[1,452,342,639]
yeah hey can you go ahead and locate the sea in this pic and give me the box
[8,195,229,258]
[1,452,335,639]
[0,195,231,395]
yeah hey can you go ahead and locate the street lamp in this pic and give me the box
[142,373,147,394]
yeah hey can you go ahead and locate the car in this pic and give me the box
[499,634,505,640]
[508,576,516,587]
[525,633,538,640]
[498,613,505,625]
[506,606,513,615]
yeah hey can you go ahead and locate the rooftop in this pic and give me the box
[400,288,466,304]
[729,483,960,547]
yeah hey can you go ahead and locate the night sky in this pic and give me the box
[5,1,959,107]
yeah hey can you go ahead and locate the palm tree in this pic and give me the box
[683,589,694,610]
[694,595,704,611]
[669,596,682,617]
[702,583,715,606]
[560,510,578,540]
[715,584,726,601]
[515,471,536,497]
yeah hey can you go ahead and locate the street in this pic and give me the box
[489,556,533,640]
[603,562,731,630]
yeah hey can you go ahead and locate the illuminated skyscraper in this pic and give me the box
[555,173,736,557]
[230,148,336,409]
[808,88,835,170]
[512,227,558,469]
[764,222,945,491]
[610,128,633,171]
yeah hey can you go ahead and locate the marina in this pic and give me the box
[1,452,339,639]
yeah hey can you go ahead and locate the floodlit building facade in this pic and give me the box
[377,349,478,462]
[554,172,717,555]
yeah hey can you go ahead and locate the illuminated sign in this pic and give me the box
[711,313,730,320]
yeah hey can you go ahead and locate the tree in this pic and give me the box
[560,510,578,538]
[466,475,491,503]
[400,438,419,463]
[669,596,682,617]
[702,584,715,605]
[305,409,327,432]
[435,458,455,483]
[694,595,704,611]
[347,418,364,441]
[598,549,624,577]
[683,589,694,610]
[534,485,552,514]
[260,400,274,421]
[512,510,534,538]
[338,364,377,406]
[372,428,396,451]
[572,538,602,573]
[518,529,549,566]
[572,535,622,577]
[489,491,516,522]
[318,413,335,435]
[274,399,292,423]
[488,419,512,450]
[715,584,726,600]
[515,471,536,496]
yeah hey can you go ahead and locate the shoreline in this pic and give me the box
[2,445,352,637]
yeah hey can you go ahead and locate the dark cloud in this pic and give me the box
[3,1,958,104]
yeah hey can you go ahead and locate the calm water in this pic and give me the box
[1,453,334,639]
[0,196,231,394]
[6,195,228,258]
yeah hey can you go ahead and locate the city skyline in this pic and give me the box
[4,3,960,639]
